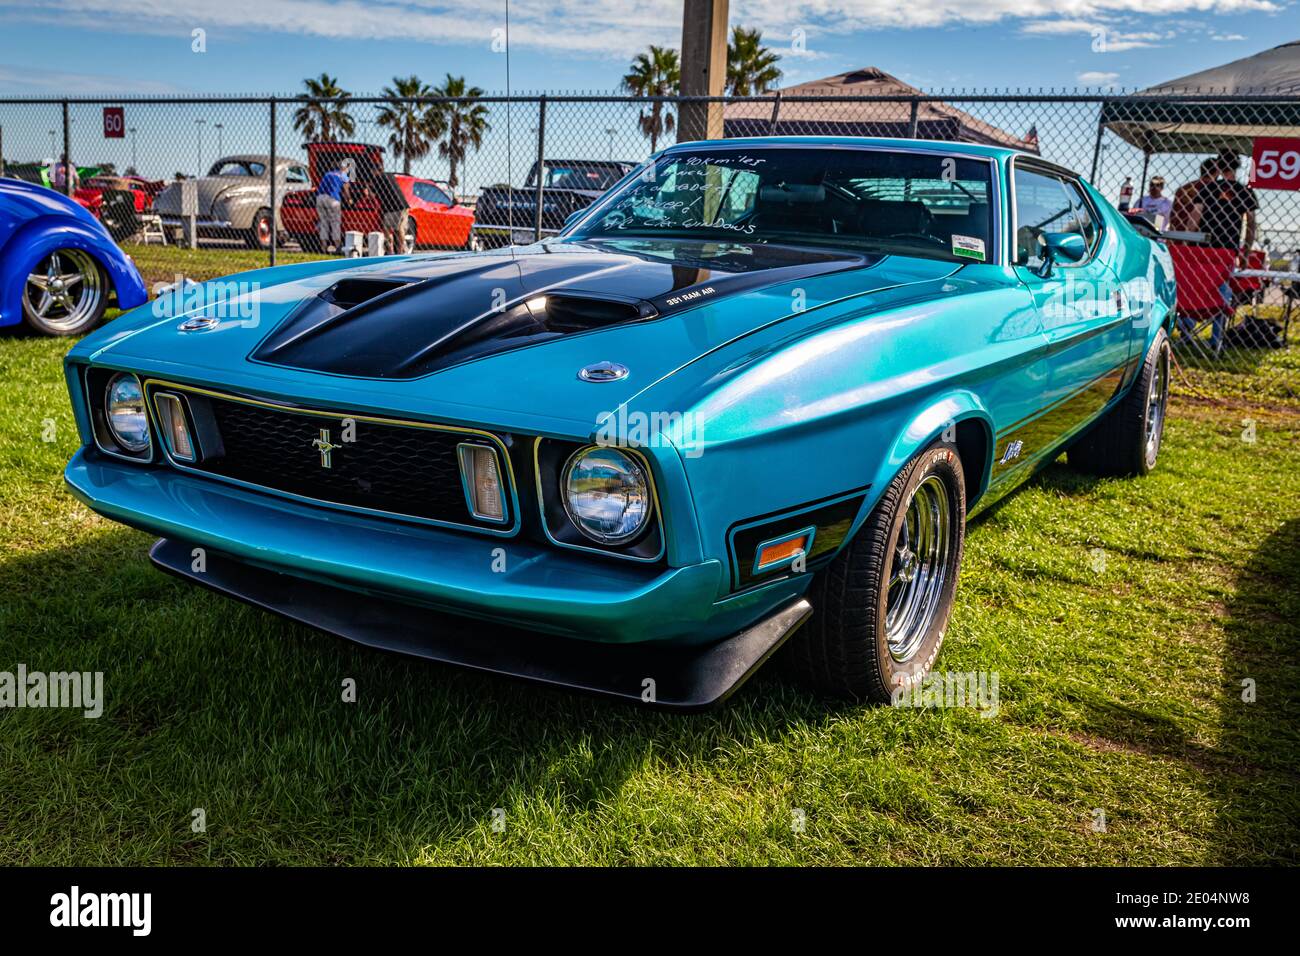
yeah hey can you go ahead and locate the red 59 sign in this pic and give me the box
[103,106,125,139]
[1250,137,1300,190]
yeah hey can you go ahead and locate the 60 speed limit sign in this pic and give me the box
[1250,137,1300,191]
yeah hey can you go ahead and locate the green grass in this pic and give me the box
[1,329,1298,866]
[122,243,328,290]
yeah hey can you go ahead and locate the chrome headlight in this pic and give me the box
[104,373,151,453]
[561,446,653,545]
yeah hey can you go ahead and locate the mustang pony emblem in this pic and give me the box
[999,440,1024,464]
[311,428,341,469]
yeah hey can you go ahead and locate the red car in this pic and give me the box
[84,175,165,214]
[280,142,475,252]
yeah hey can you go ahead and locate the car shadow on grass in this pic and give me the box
[2,525,853,863]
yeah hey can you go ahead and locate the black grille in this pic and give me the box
[190,395,505,527]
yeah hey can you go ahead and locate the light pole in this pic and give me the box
[214,122,224,157]
[128,127,138,173]
[195,118,206,175]
[48,129,56,159]
[605,128,615,160]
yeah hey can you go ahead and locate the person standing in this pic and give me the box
[1168,158,1218,232]
[1131,176,1172,230]
[1186,150,1260,354]
[1196,150,1258,266]
[51,154,79,194]
[373,172,411,255]
[316,162,351,254]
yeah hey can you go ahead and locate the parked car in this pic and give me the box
[84,175,165,214]
[279,141,474,251]
[0,177,147,335]
[473,158,637,247]
[4,163,140,242]
[152,155,312,249]
[62,137,1175,709]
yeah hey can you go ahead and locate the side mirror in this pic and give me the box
[1036,231,1087,277]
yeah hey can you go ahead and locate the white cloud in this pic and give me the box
[1077,70,1121,84]
[1211,32,1248,39]
[0,64,183,94]
[0,0,1279,64]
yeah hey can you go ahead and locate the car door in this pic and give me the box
[414,181,456,247]
[1011,162,1132,448]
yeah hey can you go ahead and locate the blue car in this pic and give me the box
[62,138,1175,708]
[1,177,148,336]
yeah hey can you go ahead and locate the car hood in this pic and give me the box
[77,239,962,436]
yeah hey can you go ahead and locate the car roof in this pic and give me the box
[665,135,1049,168]
[210,155,303,168]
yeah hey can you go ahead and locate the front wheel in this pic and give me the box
[787,440,967,701]
[21,249,108,336]
[1068,328,1171,477]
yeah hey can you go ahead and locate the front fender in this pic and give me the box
[0,217,147,327]
[875,391,994,511]
[213,186,267,229]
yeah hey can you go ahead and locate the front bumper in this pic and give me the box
[64,449,790,646]
[149,537,810,710]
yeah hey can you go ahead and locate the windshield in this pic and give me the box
[540,161,630,190]
[569,147,996,263]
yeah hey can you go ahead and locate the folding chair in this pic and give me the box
[1168,242,1235,358]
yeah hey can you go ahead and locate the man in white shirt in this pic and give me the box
[1132,176,1173,230]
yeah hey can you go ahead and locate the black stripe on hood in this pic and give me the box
[250,239,872,380]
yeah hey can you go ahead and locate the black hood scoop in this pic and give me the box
[251,240,869,379]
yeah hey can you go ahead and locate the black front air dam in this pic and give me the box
[148,538,811,711]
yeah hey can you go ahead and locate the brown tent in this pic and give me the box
[723,68,1038,152]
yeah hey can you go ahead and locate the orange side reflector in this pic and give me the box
[757,534,810,569]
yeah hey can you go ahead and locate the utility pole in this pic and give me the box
[214,122,224,157]
[195,118,206,175]
[128,127,137,172]
[677,0,728,143]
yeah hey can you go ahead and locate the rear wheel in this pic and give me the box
[787,439,967,701]
[21,249,108,336]
[1068,328,1170,477]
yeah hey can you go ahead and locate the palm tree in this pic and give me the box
[376,75,442,175]
[292,73,356,143]
[622,46,680,152]
[727,27,782,96]
[430,74,489,191]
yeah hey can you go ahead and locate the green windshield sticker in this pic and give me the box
[952,235,986,261]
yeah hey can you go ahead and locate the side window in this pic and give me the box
[1013,167,1085,269]
[425,184,451,205]
[1062,180,1100,251]
[285,166,309,184]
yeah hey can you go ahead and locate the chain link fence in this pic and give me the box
[2,91,1297,401]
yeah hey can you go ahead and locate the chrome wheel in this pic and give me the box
[23,250,103,333]
[1144,342,1169,467]
[885,474,953,663]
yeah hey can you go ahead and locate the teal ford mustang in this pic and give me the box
[63,138,1175,709]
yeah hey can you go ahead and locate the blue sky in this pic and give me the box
[0,0,1293,96]
[0,0,1294,204]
